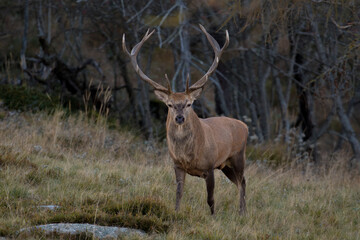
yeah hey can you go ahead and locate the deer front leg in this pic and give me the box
[206,169,215,215]
[174,166,186,212]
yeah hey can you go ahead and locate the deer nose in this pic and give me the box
[175,115,185,124]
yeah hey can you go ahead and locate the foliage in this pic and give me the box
[1,0,360,164]
[0,84,59,112]
[246,144,288,167]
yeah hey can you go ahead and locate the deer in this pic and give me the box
[122,24,248,215]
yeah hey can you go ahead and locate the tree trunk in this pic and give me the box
[118,54,138,121]
[20,0,29,71]
[294,53,315,142]
[137,50,154,139]
[293,52,317,161]
[242,51,263,142]
[335,94,360,167]
[273,69,290,143]
[215,62,232,116]
[256,58,271,141]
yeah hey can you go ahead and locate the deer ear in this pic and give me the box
[189,88,202,100]
[154,90,169,102]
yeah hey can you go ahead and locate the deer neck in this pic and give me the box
[166,109,204,161]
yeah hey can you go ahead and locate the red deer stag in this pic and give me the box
[122,25,248,215]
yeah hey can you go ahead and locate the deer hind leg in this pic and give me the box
[221,165,239,186]
[236,149,246,215]
[222,151,246,215]
[205,169,215,215]
[174,166,186,212]
[240,176,246,215]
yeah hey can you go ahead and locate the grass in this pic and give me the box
[0,109,359,239]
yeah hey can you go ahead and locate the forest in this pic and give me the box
[1,0,360,166]
[0,0,360,239]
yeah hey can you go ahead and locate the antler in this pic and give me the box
[187,24,229,93]
[122,29,171,93]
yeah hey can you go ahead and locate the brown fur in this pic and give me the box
[163,93,248,215]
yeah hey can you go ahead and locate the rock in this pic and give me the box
[37,205,61,211]
[19,223,145,239]
[33,145,42,152]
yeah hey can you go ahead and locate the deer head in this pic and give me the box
[122,24,229,125]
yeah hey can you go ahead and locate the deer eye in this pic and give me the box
[186,103,191,107]
[168,104,173,108]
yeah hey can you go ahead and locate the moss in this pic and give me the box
[31,197,177,234]
[18,228,93,240]
[109,197,172,219]
[33,210,170,233]
[0,84,60,112]
[103,197,176,232]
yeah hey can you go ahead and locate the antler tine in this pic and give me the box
[189,24,229,91]
[122,30,170,93]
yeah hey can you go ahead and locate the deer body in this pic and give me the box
[167,110,248,178]
[123,25,248,215]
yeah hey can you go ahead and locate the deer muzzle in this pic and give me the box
[175,115,185,124]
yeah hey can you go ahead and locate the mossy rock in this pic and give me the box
[32,197,178,234]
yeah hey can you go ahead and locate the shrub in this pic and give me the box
[0,84,59,112]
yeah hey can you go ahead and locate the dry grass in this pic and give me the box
[0,109,359,239]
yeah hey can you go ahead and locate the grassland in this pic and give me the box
[0,109,359,239]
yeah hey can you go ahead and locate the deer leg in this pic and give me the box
[221,165,239,186]
[206,169,215,215]
[234,150,246,215]
[224,151,246,215]
[240,177,246,215]
[221,165,245,214]
[174,166,186,212]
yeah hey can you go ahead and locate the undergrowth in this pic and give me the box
[0,84,59,112]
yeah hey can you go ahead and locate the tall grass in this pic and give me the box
[0,109,359,239]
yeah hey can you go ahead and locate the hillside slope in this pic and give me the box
[0,109,359,239]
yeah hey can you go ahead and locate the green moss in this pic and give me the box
[34,210,170,233]
[103,197,177,232]
[109,197,172,219]
[18,228,93,240]
[31,197,177,234]
[0,84,60,112]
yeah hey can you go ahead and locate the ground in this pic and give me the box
[0,109,359,239]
